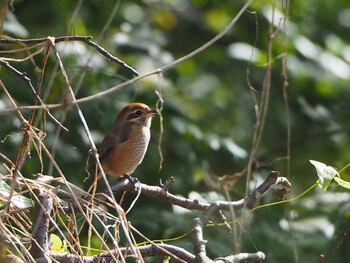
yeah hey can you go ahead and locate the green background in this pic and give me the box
[1,0,349,262]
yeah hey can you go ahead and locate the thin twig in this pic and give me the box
[0,59,68,131]
[318,218,350,263]
[0,0,253,116]
[0,36,139,75]
[49,36,135,262]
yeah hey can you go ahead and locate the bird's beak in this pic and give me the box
[147,109,159,116]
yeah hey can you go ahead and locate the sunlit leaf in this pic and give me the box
[310,160,338,191]
[50,234,64,253]
[334,176,350,189]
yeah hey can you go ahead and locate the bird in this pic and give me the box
[98,102,159,178]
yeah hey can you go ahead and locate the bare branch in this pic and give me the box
[214,251,266,263]
[0,36,139,76]
[105,171,289,213]
[48,37,135,262]
[30,190,53,262]
[50,243,196,263]
[318,217,350,263]
[0,59,68,131]
[78,172,288,262]
[192,218,212,263]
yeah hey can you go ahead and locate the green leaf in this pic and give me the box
[310,160,338,191]
[0,180,34,209]
[334,176,350,189]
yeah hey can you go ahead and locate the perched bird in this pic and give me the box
[98,102,158,177]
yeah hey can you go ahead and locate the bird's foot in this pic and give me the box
[123,174,140,189]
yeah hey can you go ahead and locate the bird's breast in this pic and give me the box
[125,125,151,163]
[103,125,151,177]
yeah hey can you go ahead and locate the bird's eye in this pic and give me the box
[135,110,142,116]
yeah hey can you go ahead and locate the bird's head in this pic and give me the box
[117,102,159,128]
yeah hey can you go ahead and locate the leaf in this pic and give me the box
[0,180,34,209]
[310,160,338,191]
[10,194,34,209]
[334,176,350,189]
[50,234,64,253]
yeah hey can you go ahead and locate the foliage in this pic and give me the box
[0,0,350,262]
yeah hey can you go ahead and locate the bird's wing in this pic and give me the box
[99,121,132,163]
[99,132,118,163]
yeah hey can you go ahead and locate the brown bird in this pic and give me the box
[98,102,158,177]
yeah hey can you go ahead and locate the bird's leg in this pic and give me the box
[123,174,140,189]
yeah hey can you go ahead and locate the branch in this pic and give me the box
[44,171,288,263]
[50,244,195,263]
[192,217,211,263]
[30,190,53,262]
[75,171,288,262]
[106,171,289,212]
[318,217,350,263]
[0,0,254,117]
[50,243,264,263]
[214,251,266,263]
[48,37,135,261]
[0,36,139,76]
[0,59,68,131]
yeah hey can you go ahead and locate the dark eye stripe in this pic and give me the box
[127,109,144,120]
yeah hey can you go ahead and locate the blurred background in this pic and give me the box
[0,0,349,262]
